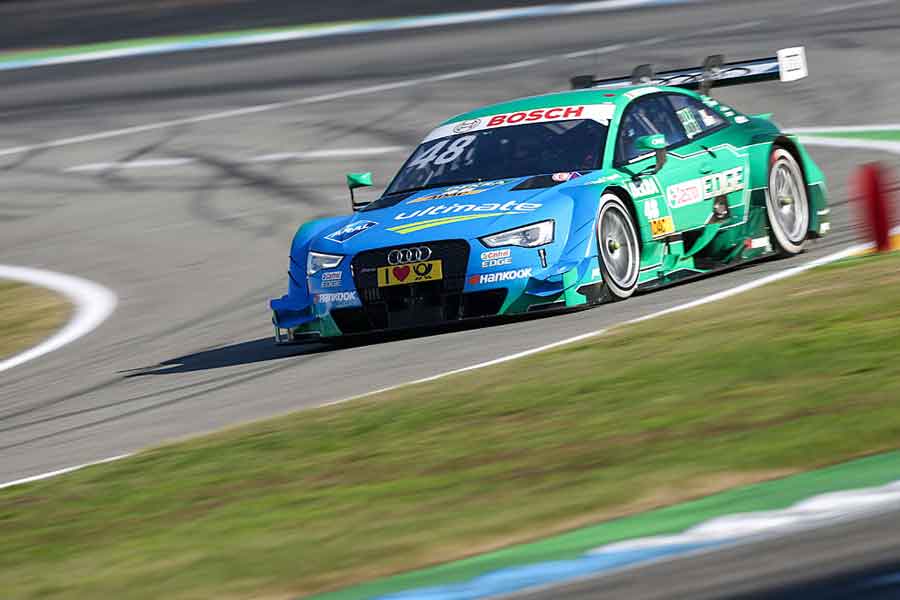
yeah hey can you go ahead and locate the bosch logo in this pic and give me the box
[387,246,432,265]
[452,118,481,133]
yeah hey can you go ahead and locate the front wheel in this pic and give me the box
[766,148,810,255]
[594,192,641,303]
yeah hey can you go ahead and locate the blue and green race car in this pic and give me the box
[271,47,829,341]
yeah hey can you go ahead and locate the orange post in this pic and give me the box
[855,163,894,252]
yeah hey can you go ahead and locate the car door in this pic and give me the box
[613,93,691,240]
[662,93,746,235]
[614,92,745,238]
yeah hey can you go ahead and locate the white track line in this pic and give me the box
[716,20,765,33]
[0,454,132,491]
[65,158,195,173]
[789,124,900,133]
[816,0,891,15]
[0,44,633,159]
[0,266,117,374]
[799,136,900,155]
[323,242,867,409]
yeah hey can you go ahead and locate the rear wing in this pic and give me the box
[571,47,808,95]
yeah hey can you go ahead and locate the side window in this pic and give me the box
[615,95,687,164]
[666,94,727,139]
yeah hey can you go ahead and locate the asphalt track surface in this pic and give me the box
[1,0,899,596]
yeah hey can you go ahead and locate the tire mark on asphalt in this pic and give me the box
[0,358,307,451]
[112,280,282,351]
[182,148,335,236]
[0,354,313,435]
[311,87,429,150]
[72,126,194,193]
[0,278,284,418]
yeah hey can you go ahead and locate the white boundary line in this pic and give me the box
[324,242,867,407]
[0,47,629,160]
[789,124,900,133]
[798,136,900,155]
[0,454,131,491]
[0,266,118,374]
[815,0,892,14]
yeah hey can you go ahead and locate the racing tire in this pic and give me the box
[766,148,810,255]
[594,192,641,303]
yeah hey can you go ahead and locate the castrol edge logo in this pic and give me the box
[424,104,615,142]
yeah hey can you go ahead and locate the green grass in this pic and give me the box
[3,252,900,599]
[0,281,69,360]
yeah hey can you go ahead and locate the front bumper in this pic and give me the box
[270,239,600,340]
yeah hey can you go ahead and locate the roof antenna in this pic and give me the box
[630,64,654,85]
[699,54,724,96]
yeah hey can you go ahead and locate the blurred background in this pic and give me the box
[1,1,898,599]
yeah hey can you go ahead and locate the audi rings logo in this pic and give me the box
[452,118,481,134]
[388,246,432,265]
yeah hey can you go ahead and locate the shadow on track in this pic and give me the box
[121,337,330,376]
[123,308,583,377]
[122,250,813,378]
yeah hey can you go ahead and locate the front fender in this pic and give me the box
[271,216,348,328]
[557,184,601,265]
[290,216,348,259]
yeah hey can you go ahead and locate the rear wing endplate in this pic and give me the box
[571,47,808,93]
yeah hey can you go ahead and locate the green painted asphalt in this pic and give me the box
[310,451,900,599]
[803,129,900,142]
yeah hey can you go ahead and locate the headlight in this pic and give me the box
[307,251,343,275]
[480,220,554,248]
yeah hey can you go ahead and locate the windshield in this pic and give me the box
[383,119,608,197]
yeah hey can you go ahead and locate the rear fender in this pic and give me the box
[754,136,829,235]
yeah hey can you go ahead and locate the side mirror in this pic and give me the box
[635,134,667,174]
[346,172,374,211]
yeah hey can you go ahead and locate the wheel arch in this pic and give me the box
[604,185,644,247]
[769,135,828,237]
[772,136,806,178]
[766,143,811,255]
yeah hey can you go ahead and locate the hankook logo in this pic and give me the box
[387,246,432,265]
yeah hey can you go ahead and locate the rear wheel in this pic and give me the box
[594,192,640,302]
[766,148,810,255]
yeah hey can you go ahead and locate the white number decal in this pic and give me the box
[408,140,449,169]
[643,198,660,220]
[433,135,475,165]
[408,136,475,170]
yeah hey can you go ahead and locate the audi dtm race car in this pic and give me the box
[271,47,829,341]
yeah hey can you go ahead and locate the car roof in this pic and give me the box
[440,85,681,126]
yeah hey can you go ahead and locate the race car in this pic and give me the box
[271,47,829,341]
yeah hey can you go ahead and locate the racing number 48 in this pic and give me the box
[409,136,476,169]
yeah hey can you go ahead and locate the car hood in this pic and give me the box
[312,173,596,252]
